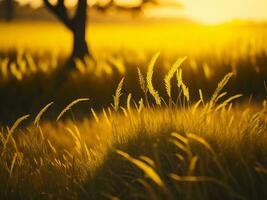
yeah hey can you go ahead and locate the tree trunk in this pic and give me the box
[43,0,91,61]
[71,25,89,59]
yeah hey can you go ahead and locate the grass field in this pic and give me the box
[1,21,267,58]
[0,21,267,124]
[0,21,267,199]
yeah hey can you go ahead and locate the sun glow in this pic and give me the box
[16,0,267,24]
[183,0,267,24]
[148,0,267,24]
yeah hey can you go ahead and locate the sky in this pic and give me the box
[149,0,267,24]
[16,0,267,24]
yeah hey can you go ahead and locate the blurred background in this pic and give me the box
[0,0,267,125]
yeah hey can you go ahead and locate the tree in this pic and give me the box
[43,0,158,64]
[43,0,90,61]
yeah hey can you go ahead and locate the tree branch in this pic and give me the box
[43,0,73,30]
[92,0,158,13]
[43,0,55,11]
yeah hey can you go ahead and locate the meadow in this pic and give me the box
[0,21,267,124]
[0,21,267,199]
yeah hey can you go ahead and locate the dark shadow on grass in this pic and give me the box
[79,127,267,200]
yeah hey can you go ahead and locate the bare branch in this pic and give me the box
[43,0,73,30]
[43,0,55,11]
[92,0,158,13]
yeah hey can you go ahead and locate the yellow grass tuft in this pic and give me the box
[138,98,144,113]
[127,93,132,114]
[1,115,30,157]
[116,150,165,188]
[137,67,147,94]
[209,73,234,110]
[176,69,183,88]
[57,98,89,121]
[113,78,125,111]
[146,52,161,106]
[164,57,187,98]
[216,94,242,111]
[34,102,54,126]
[199,89,204,105]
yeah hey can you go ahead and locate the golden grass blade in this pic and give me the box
[171,132,188,145]
[169,139,192,158]
[10,62,23,81]
[103,108,111,127]
[182,84,190,102]
[127,93,132,114]
[4,115,30,150]
[164,57,187,97]
[25,53,37,72]
[199,89,204,104]
[10,136,18,153]
[203,63,212,79]
[176,153,185,162]
[188,156,199,176]
[91,108,99,123]
[9,153,18,177]
[113,78,124,111]
[192,100,202,114]
[209,73,234,108]
[139,156,155,168]
[66,127,81,152]
[0,131,5,145]
[215,92,227,103]
[57,98,89,121]
[120,107,128,117]
[146,52,161,106]
[137,67,146,93]
[1,58,9,78]
[187,133,215,156]
[47,139,57,154]
[216,94,242,111]
[10,115,30,135]
[138,98,144,113]
[116,150,165,188]
[108,107,113,118]
[176,69,183,88]
[38,126,45,141]
[34,102,54,126]
[74,125,81,141]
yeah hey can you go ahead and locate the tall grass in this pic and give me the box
[146,52,162,106]
[0,53,266,200]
